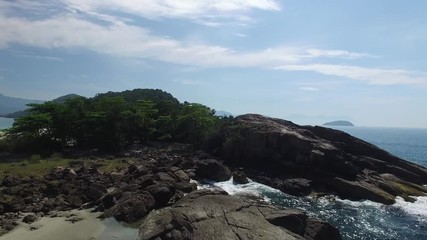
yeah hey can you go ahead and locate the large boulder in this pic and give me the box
[215,114,427,204]
[138,190,341,240]
[105,192,155,223]
[232,170,249,184]
[86,183,108,201]
[195,159,231,181]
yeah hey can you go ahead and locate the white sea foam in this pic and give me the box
[335,198,383,208]
[394,196,427,219]
[196,177,282,202]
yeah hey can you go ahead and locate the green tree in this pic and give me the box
[174,103,219,145]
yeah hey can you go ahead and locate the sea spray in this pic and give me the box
[394,196,427,221]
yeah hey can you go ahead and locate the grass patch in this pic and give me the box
[0,158,71,178]
[98,158,130,173]
[0,156,132,178]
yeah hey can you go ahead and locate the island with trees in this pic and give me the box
[323,120,355,127]
[0,88,426,240]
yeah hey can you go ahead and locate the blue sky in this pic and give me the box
[1,0,427,128]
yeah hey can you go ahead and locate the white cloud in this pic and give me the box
[1,1,425,86]
[63,0,280,24]
[305,49,376,59]
[299,87,320,91]
[0,14,371,69]
[278,64,427,85]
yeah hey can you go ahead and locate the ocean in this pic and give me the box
[0,117,13,130]
[202,126,427,240]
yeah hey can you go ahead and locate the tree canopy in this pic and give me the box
[3,89,229,154]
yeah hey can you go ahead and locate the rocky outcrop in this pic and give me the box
[138,190,341,240]
[233,169,249,184]
[104,192,155,223]
[215,114,427,204]
[0,143,216,233]
[195,159,231,181]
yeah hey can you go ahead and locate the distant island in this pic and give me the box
[323,120,355,126]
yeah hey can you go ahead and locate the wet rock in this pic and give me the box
[195,159,231,181]
[232,170,249,184]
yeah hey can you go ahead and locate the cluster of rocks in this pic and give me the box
[215,114,427,204]
[0,143,343,239]
[0,144,231,233]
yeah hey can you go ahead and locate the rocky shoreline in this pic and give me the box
[1,114,427,239]
[214,114,427,204]
[0,143,341,239]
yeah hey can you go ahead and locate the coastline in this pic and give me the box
[0,209,105,240]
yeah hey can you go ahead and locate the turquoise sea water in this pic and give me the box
[0,117,13,130]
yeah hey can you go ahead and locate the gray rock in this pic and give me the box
[86,183,108,201]
[195,159,231,181]
[304,218,342,240]
[22,214,37,224]
[232,170,249,184]
[105,192,155,223]
[138,190,341,240]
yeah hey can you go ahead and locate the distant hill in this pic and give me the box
[323,120,355,127]
[0,93,43,116]
[2,94,81,118]
[94,89,179,104]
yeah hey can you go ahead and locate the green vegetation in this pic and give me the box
[0,157,70,178]
[0,89,231,154]
[0,156,129,178]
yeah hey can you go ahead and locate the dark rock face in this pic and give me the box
[22,214,37,224]
[232,170,249,184]
[138,190,341,240]
[215,114,427,204]
[304,218,342,240]
[195,159,231,181]
[105,192,155,223]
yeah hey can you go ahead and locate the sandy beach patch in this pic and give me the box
[0,209,139,240]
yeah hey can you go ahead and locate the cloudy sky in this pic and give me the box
[1,0,427,128]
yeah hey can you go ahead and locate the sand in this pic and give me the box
[0,210,105,240]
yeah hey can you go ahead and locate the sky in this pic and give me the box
[1,0,427,128]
